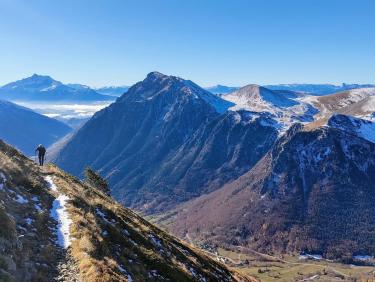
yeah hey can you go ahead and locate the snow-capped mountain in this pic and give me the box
[221,84,318,130]
[301,87,375,121]
[95,86,130,97]
[52,72,278,213]
[0,74,115,102]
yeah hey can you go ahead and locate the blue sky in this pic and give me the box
[0,0,374,87]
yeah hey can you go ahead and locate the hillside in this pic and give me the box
[0,74,114,102]
[0,100,72,155]
[165,122,375,260]
[52,72,278,213]
[301,88,375,122]
[222,85,317,130]
[0,140,252,281]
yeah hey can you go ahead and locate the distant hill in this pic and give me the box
[264,83,375,95]
[0,100,72,155]
[95,86,130,97]
[205,85,240,94]
[0,74,115,102]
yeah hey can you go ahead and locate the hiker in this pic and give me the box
[35,144,46,166]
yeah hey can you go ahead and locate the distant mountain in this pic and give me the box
[0,140,252,282]
[52,72,278,213]
[0,100,72,155]
[205,85,240,94]
[95,86,130,97]
[0,74,115,102]
[264,83,375,95]
[302,88,375,127]
[168,121,375,260]
[221,85,318,130]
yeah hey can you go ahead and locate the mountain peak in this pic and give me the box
[145,71,169,81]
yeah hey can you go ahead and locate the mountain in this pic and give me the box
[95,86,130,97]
[205,85,240,95]
[52,72,278,213]
[0,100,72,155]
[264,83,375,95]
[0,140,252,281]
[0,74,115,102]
[166,122,375,260]
[221,85,318,130]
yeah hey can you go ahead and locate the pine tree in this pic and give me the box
[84,167,110,195]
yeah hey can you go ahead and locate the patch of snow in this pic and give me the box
[0,171,6,182]
[0,171,6,190]
[299,253,323,260]
[40,84,58,91]
[15,194,28,204]
[45,175,58,191]
[118,265,133,281]
[34,203,43,213]
[149,234,163,248]
[25,217,34,225]
[353,255,374,261]
[46,176,72,249]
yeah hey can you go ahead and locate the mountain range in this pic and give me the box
[47,71,375,260]
[0,100,72,155]
[0,74,115,102]
[205,83,375,95]
[167,119,375,259]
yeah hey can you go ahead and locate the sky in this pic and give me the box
[0,0,374,87]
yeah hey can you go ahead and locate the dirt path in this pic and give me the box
[55,249,81,282]
[41,168,81,282]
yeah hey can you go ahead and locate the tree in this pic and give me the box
[84,167,110,195]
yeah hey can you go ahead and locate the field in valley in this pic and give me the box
[209,247,375,282]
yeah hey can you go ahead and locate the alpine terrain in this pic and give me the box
[0,139,253,281]
[53,72,279,213]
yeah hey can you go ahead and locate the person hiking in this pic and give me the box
[35,144,46,166]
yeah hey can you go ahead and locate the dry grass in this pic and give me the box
[0,140,60,281]
[47,164,254,281]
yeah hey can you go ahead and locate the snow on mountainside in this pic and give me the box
[222,84,318,130]
[301,88,375,123]
[328,114,375,143]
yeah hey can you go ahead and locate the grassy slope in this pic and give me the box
[48,165,253,281]
[0,139,254,281]
[0,140,59,281]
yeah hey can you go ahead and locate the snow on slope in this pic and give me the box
[222,85,317,130]
[328,114,375,143]
[46,175,72,249]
